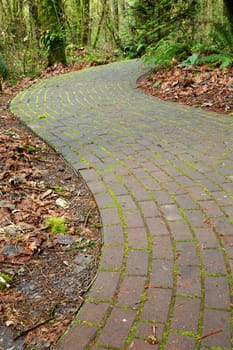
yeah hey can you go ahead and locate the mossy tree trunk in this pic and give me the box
[35,0,66,66]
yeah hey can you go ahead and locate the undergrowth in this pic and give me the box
[144,21,233,70]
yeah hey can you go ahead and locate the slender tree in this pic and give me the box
[82,0,91,45]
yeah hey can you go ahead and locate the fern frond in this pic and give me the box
[145,39,190,68]
[198,52,232,68]
[220,56,233,68]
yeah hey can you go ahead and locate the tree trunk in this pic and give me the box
[82,0,90,46]
[36,0,66,66]
[223,0,233,24]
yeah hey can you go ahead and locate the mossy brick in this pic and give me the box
[103,224,124,245]
[169,221,193,241]
[176,242,199,266]
[88,272,120,301]
[78,302,109,325]
[135,322,164,343]
[213,217,233,236]
[99,246,124,271]
[108,182,129,196]
[126,250,149,276]
[221,234,233,259]
[152,236,173,260]
[116,276,146,307]
[100,208,121,226]
[79,168,100,182]
[201,200,225,217]
[175,194,198,210]
[130,187,151,201]
[124,211,144,229]
[94,192,115,208]
[97,308,136,348]
[185,209,207,227]
[141,288,172,323]
[117,195,137,211]
[205,276,230,309]
[185,186,211,201]
[195,228,220,249]
[202,309,231,348]
[146,217,169,236]
[170,296,200,333]
[177,266,202,297]
[153,191,175,205]
[165,333,197,350]
[57,324,98,350]
[160,204,183,221]
[150,260,173,288]
[127,227,148,249]
[128,338,159,349]
[138,200,161,218]
[202,248,227,274]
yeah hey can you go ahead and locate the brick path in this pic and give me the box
[11,60,233,350]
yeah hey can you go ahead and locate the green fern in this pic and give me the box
[196,50,232,68]
[145,39,190,68]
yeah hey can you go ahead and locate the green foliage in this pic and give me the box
[66,47,118,66]
[197,52,233,68]
[182,23,233,69]
[125,0,199,59]
[182,53,199,67]
[0,272,13,290]
[23,144,36,153]
[144,19,233,70]
[212,21,233,49]
[45,216,67,234]
[40,30,65,53]
[144,38,190,69]
[48,184,64,194]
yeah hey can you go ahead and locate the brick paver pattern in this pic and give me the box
[11,60,233,350]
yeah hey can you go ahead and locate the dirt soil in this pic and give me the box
[0,61,232,350]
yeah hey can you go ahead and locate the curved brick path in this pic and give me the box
[11,60,233,350]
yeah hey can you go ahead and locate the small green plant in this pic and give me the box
[48,184,64,194]
[45,217,67,234]
[0,272,13,290]
[24,144,36,153]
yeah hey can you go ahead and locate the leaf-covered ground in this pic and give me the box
[0,86,101,349]
[138,64,233,115]
[0,61,232,349]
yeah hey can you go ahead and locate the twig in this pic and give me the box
[14,318,52,340]
[14,303,58,340]
[198,328,223,340]
[74,273,98,313]
[84,210,91,227]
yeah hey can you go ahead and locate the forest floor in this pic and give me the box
[0,60,232,350]
[138,63,233,115]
